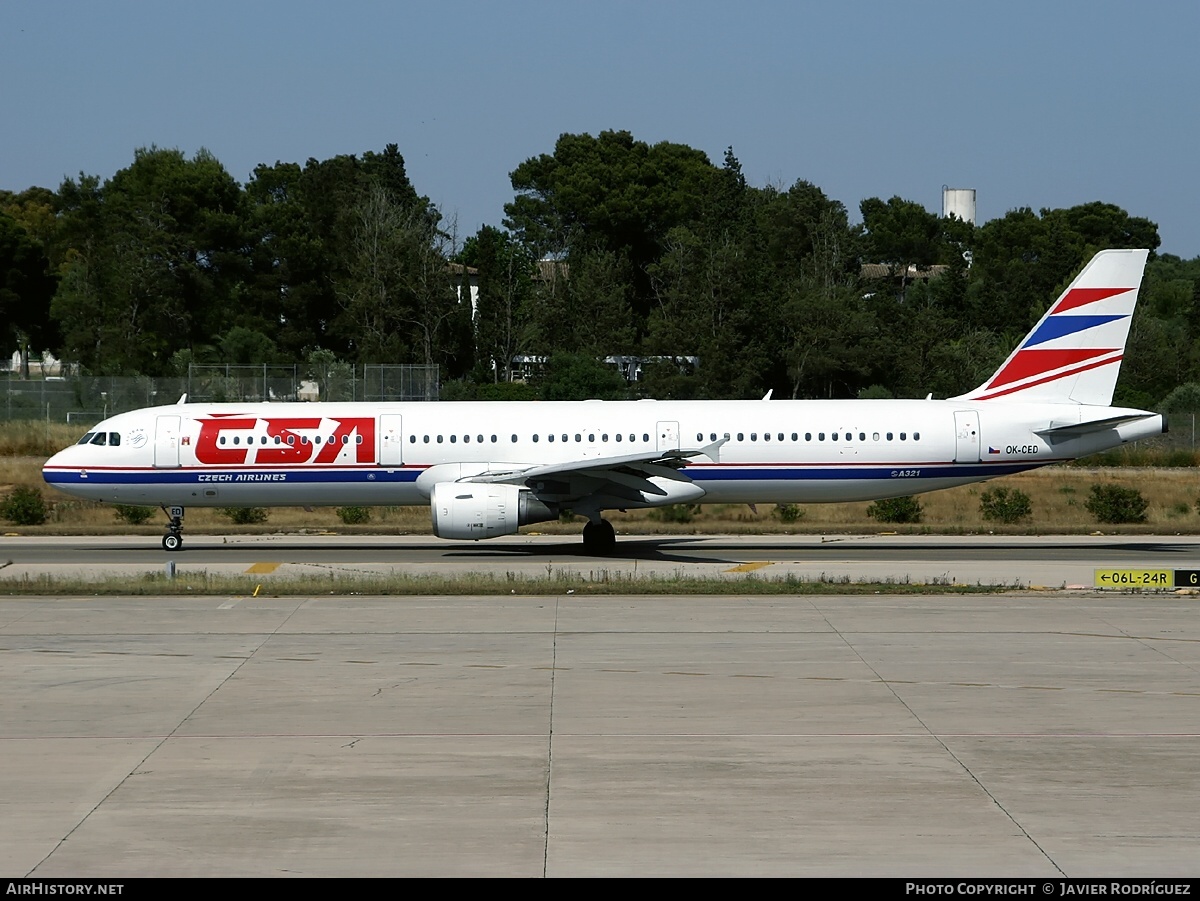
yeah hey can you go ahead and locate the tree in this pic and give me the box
[536,351,629,401]
[860,196,942,300]
[0,211,58,374]
[245,143,437,361]
[505,130,725,334]
[52,147,250,374]
[469,225,536,381]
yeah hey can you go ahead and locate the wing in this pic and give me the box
[460,439,726,510]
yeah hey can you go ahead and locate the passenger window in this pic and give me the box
[914,432,920,441]
[615,434,621,442]
[643,434,650,442]
[548,434,555,442]
[464,435,471,443]
[858,433,865,441]
[819,432,825,441]
[805,432,811,441]
[575,434,582,442]
[437,435,443,443]
[887,432,893,441]
[791,433,798,441]
[900,433,907,441]
[289,436,296,445]
[511,434,517,442]
[763,432,770,441]
[697,433,703,441]
[533,434,539,443]
[450,435,457,443]
[588,434,595,442]
[423,435,430,443]
[737,433,744,441]
[872,432,880,441]
[751,433,758,441]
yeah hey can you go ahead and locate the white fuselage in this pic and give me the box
[42,398,1163,511]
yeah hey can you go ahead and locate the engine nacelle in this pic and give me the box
[430,482,556,540]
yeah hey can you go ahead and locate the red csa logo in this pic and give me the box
[194,415,376,465]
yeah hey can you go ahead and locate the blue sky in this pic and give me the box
[3,1,1197,254]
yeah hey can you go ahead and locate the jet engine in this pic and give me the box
[430,482,556,540]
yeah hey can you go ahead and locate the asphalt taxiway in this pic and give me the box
[1,587,1198,876]
[5,532,1200,587]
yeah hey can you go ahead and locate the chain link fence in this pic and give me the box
[2,364,439,424]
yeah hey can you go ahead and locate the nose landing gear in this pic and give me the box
[160,505,184,552]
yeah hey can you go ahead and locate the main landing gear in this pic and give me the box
[581,518,616,555]
[160,505,184,552]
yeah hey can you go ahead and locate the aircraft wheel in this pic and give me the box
[582,519,616,555]
[162,533,183,552]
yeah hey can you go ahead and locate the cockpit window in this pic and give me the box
[89,432,108,446]
[108,432,121,447]
[77,432,95,445]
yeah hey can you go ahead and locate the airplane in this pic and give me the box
[43,248,1165,554]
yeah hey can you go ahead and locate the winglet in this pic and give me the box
[695,437,728,463]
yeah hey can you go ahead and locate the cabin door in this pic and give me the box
[154,415,181,469]
[954,411,981,463]
[656,421,680,452]
[379,414,404,466]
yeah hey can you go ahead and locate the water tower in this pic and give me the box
[941,186,976,225]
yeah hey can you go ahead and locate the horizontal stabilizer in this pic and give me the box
[1035,413,1157,441]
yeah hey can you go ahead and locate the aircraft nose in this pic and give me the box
[42,446,73,486]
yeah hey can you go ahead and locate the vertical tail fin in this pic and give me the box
[957,248,1149,405]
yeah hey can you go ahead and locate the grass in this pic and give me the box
[0,569,1011,597]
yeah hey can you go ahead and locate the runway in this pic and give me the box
[1,590,1198,876]
[5,533,1200,587]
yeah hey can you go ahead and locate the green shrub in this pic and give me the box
[773,503,804,524]
[979,486,1032,523]
[653,504,698,524]
[218,506,269,525]
[335,505,371,525]
[866,495,923,524]
[1085,484,1148,524]
[1,486,47,526]
[113,504,156,525]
